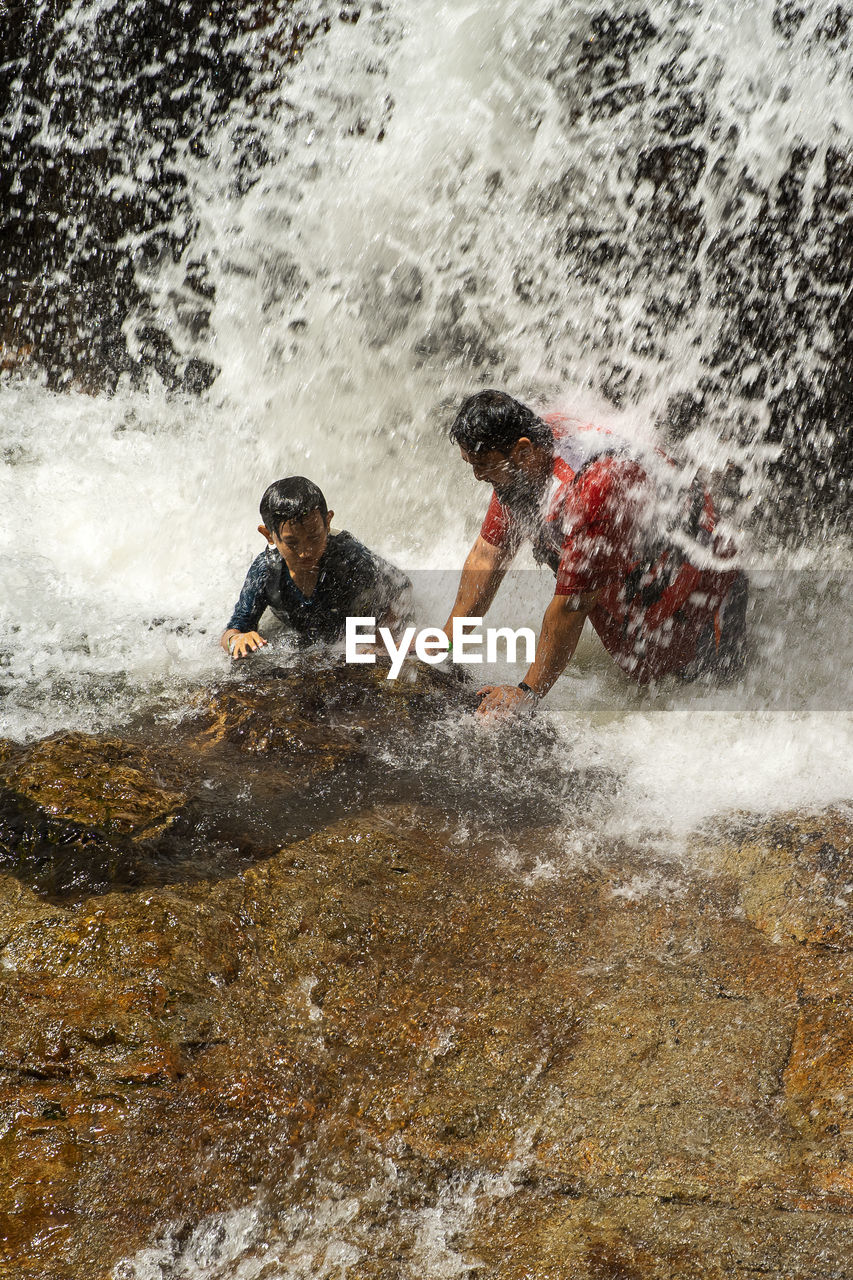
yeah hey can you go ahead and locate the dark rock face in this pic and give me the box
[535,4,853,534]
[2,2,851,530]
[0,665,852,1277]
[0,0,320,391]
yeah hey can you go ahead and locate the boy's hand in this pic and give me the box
[227,631,268,660]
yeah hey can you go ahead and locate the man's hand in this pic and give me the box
[472,589,600,721]
[223,630,268,660]
[475,683,537,720]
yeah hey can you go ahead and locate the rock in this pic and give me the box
[710,808,853,949]
[0,803,852,1276]
[467,1188,853,1279]
[0,733,186,839]
[0,732,196,901]
[0,1,316,391]
[184,655,473,759]
[0,662,488,902]
[783,1002,853,1202]
[1,677,852,1276]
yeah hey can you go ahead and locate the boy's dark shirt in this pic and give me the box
[226,530,410,644]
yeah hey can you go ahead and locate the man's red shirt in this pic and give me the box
[479,416,738,683]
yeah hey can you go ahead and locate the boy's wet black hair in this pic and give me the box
[448,389,553,454]
[260,476,328,537]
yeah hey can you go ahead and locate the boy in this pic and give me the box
[221,476,411,659]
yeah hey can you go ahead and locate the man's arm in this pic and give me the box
[441,535,514,640]
[476,589,599,718]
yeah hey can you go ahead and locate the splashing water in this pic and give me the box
[1,0,851,839]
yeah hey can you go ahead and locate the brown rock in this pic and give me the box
[709,809,853,949]
[0,732,186,840]
[1,689,852,1278]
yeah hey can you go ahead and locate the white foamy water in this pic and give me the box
[1,0,851,841]
[111,1135,533,1279]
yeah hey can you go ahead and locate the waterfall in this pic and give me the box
[1,0,851,828]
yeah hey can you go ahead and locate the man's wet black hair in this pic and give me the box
[448,390,553,454]
[260,476,328,537]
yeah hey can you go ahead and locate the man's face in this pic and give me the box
[460,442,530,501]
[460,445,509,484]
[264,508,333,576]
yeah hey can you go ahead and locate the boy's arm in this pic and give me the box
[374,560,413,639]
[221,553,270,660]
[221,628,268,659]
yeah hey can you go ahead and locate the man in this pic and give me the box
[441,390,747,718]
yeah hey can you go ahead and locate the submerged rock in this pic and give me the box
[0,661,486,900]
[183,654,477,757]
[0,731,198,901]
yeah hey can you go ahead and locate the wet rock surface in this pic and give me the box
[0,665,851,1278]
[712,809,853,949]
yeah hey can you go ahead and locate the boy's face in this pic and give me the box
[259,508,334,576]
